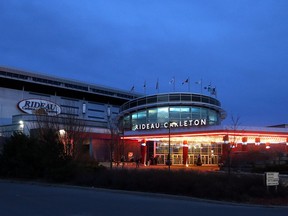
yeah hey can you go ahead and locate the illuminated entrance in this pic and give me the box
[119,92,226,166]
[140,138,222,166]
[119,93,288,167]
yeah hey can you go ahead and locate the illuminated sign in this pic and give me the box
[18,99,61,116]
[134,119,207,130]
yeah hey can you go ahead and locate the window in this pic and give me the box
[148,108,157,122]
[192,95,201,102]
[157,107,169,122]
[181,94,191,101]
[170,107,181,121]
[137,99,146,106]
[169,94,180,101]
[157,95,168,102]
[147,96,157,104]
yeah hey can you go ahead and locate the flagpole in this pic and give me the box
[169,77,175,92]
[156,78,159,93]
[130,85,135,92]
[173,77,175,92]
[200,78,203,94]
[188,77,190,92]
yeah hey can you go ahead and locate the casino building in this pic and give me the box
[0,66,141,161]
[1,66,288,166]
[118,93,288,166]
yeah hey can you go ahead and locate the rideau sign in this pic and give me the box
[134,119,207,130]
[18,99,61,116]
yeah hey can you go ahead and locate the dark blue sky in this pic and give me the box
[1,0,288,126]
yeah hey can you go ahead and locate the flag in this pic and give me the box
[195,80,201,85]
[204,83,211,91]
[182,77,189,85]
[204,84,217,96]
[169,77,176,91]
[169,77,175,85]
[211,87,217,96]
[143,81,146,88]
[130,85,135,92]
[156,79,159,90]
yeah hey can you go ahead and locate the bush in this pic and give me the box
[68,168,288,204]
[0,132,76,181]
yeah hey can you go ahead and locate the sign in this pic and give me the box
[265,172,279,186]
[134,119,207,131]
[18,99,61,116]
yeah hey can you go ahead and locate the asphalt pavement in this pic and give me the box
[0,179,287,216]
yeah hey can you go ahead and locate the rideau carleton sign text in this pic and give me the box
[134,119,207,130]
[18,99,61,116]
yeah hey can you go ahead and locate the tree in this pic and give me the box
[107,106,121,169]
[224,115,242,176]
[0,131,71,179]
[31,104,89,161]
[0,132,40,178]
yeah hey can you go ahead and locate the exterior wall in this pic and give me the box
[0,87,23,125]
[0,86,119,126]
[0,67,140,162]
[90,139,110,162]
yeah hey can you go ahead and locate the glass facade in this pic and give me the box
[154,141,222,165]
[123,106,219,130]
[119,93,225,131]
[119,93,226,166]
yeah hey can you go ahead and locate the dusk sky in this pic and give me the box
[1,0,288,127]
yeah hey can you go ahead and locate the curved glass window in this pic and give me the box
[157,95,168,102]
[181,94,191,101]
[170,94,180,101]
[157,107,169,122]
[148,108,157,122]
[119,93,222,112]
[122,105,220,130]
[147,96,157,104]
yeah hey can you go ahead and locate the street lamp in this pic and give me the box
[166,121,172,170]
[168,122,171,170]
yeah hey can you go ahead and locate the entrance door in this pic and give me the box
[188,155,195,165]
[172,154,182,164]
[201,155,208,164]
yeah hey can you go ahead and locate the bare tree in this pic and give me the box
[225,115,242,176]
[107,106,121,169]
[31,105,89,161]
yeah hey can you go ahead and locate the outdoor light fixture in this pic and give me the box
[255,137,261,146]
[223,135,229,144]
[19,120,24,129]
[59,129,66,136]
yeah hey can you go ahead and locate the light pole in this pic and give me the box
[165,121,172,171]
[166,108,172,170]
[168,122,171,171]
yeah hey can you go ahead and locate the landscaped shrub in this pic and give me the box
[68,168,288,204]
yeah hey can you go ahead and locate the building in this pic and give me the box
[118,93,288,166]
[0,66,141,161]
[1,66,288,166]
